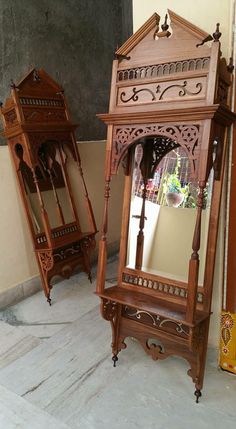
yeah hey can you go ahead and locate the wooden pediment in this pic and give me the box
[15,68,63,97]
[116,10,212,68]
[104,10,231,115]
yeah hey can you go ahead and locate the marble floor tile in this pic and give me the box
[0,384,70,429]
[0,257,235,429]
[0,321,41,369]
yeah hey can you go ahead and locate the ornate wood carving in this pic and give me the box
[96,10,235,402]
[122,306,190,338]
[38,250,54,272]
[117,57,210,82]
[1,68,97,304]
[23,108,66,122]
[4,109,17,126]
[112,123,200,175]
[122,271,204,304]
[119,80,203,105]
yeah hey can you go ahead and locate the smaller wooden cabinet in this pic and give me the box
[1,69,97,304]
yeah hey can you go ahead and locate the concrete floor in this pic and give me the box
[0,258,235,429]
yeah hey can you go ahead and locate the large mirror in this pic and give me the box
[126,137,213,285]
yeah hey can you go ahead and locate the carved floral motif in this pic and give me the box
[112,123,201,176]
[221,313,234,355]
[38,251,54,272]
[123,306,189,337]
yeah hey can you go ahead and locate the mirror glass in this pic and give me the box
[15,141,76,235]
[126,138,213,285]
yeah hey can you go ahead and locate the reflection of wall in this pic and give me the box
[127,197,160,268]
[0,142,124,297]
[127,201,210,283]
[26,187,75,232]
[147,206,210,284]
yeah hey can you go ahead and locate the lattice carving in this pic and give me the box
[117,57,210,82]
[112,123,201,176]
[52,224,78,238]
[122,272,204,304]
[20,97,64,107]
[38,251,54,272]
[122,306,189,338]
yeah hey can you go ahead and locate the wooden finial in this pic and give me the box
[33,69,40,82]
[154,13,171,39]
[227,57,234,73]
[10,79,16,89]
[213,23,221,41]
[161,14,169,31]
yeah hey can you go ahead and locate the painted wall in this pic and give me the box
[133,0,233,57]
[0,0,133,143]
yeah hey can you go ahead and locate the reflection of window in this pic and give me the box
[133,144,212,209]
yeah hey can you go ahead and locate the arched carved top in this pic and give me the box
[111,123,201,177]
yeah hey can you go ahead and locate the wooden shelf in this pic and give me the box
[97,286,209,327]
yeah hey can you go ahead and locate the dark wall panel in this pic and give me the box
[0,0,133,143]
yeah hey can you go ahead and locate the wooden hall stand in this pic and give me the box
[96,11,236,401]
[1,69,97,305]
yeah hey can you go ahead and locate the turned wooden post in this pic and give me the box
[96,142,112,294]
[73,140,97,233]
[135,177,147,270]
[186,181,206,323]
[58,144,82,229]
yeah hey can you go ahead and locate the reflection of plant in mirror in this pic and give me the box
[162,151,188,207]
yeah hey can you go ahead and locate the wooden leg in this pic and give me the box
[188,318,210,402]
[112,354,118,367]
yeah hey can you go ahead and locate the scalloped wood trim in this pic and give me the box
[115,13,160,57]
[168,9,211,41]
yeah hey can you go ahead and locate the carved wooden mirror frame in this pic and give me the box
[96,11,235,401]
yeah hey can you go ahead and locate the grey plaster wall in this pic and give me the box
[0,0,133,143]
